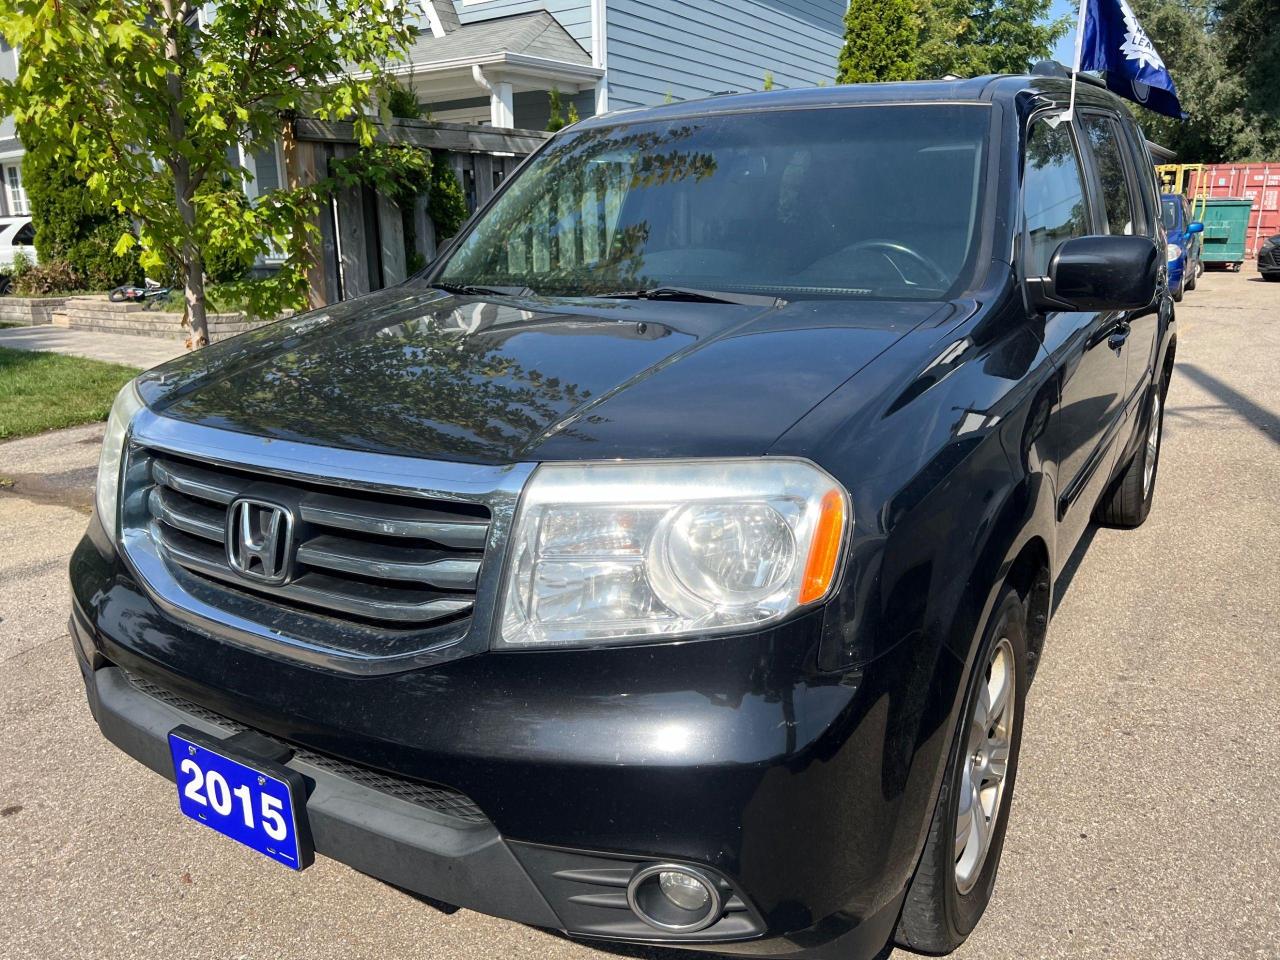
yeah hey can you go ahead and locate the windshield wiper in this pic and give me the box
[431,281,529,298]
[594,286,782,306]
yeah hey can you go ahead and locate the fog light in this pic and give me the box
[626,863,723,933]
[659,870,711,910]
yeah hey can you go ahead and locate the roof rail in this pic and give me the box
[1030,60,1107,88]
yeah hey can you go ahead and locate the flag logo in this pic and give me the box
[1118,0,1165,71]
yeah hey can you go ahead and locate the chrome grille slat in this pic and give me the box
[152,457,248,504]
[148,486,226,542]
[296,534,481,589]
[151,522,474,624]
[298,494,489,547]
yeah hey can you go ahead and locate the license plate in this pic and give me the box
[168,726,313,870]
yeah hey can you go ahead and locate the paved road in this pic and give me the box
[0,324,185,368]
[1,270,1277,960]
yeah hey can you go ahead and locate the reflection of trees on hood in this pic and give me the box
[172,309,598,461]
[443,123,719,295]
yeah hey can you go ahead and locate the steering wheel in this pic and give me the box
[843,239,951,290]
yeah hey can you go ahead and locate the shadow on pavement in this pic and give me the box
[1178,363,1280,447]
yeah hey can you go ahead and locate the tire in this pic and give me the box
[1186,268,1196,291]
[1264,273,1280,283]
[108,286,128,303]
[1172,276,1184,302]
[894,587,1029,955]
[1095,378,1166,528]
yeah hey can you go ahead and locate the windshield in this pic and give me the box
[1161,198,1180,230]
[437,104,991,301]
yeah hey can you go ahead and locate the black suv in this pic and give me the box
[71,70,1173,959]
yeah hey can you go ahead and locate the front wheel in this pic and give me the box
[1095,381,1165,528]
[1172,276,1184,301]
[894,587,1029,955]
[1186,267,1197,291]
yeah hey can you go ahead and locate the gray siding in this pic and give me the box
[455,0,593,52]
[605,0,843,109]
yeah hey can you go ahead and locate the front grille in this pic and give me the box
[125,670,488,823]
[140,449,490,628]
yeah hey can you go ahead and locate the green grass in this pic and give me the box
[0,346,139,440]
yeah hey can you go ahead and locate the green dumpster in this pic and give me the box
[1200,198,1252,271]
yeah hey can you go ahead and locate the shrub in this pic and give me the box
[428,158,468,240]
[547,88,567,132]
[387,82,423,120]
[203,236,256,284]
[8,249,34,280]
[67,222,143,290]
[12,259,81,295]
[21,131,141,289]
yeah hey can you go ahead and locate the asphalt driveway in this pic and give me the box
[1,269,1277,960]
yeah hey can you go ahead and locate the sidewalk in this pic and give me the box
[0,324,185,369]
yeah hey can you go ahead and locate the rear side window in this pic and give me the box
[1023,119,1090,276]
[12,223,34,245]
[1081,114,1138,236]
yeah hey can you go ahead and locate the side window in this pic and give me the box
[1081,115,1138,236]
[13,223,34,245]
[1023,119,1090,277]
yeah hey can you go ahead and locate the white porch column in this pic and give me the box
[490,81,514,129]
[591,0,609,113]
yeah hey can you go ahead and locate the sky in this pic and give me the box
[1050,0,1081,64]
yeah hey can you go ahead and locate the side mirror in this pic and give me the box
[1187,221,1204,235]
[1026,235,1159,313]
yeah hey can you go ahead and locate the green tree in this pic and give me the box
[0,0,415,347]
[1127,0,1275,161]
[837,0,920,84]
[917,0,1071,78]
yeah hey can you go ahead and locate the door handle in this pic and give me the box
[1108,322,1131,351]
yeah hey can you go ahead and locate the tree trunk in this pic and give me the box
[183,245,209,348]
[161,0,209,349]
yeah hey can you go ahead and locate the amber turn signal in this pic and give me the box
[798,489,846,605]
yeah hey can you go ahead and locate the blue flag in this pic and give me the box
[1079,0,1186,120]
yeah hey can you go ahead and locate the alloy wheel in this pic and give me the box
[1143,391,1162,499]
[954,636,1016,895]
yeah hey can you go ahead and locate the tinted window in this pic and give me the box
[439,105,991,300]
[1161,199,1179,230]
[12,223,33,245]
[1081,115,1137,235]
[1023,120,1090,276]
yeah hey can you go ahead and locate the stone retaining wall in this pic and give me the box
[0,296,69,326]
[58,296,271,343]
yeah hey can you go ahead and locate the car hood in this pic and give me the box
[144,286,948,464]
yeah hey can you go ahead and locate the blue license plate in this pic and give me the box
[168,727,312,870]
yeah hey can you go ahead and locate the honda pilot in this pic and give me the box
[71,68,1174,959]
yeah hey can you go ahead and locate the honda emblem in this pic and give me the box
[226,498,294,585]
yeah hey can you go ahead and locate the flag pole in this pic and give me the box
[1064,0,1088,122]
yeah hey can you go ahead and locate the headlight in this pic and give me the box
[95,380,144,537]
[1166,242,1183,262]
[497,459,848,649]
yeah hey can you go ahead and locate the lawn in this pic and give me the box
[0,346,139,440]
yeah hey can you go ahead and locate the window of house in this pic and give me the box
[1081,114,1138,236]
[5,164,28,215]
[1023,120,1090,277]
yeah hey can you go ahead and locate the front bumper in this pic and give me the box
[71,521,954,959]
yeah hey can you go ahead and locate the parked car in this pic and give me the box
[71,70,1173,960]
[1161,193,1203,301]
[0,215,38,293]
[1258,233,1280,280]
